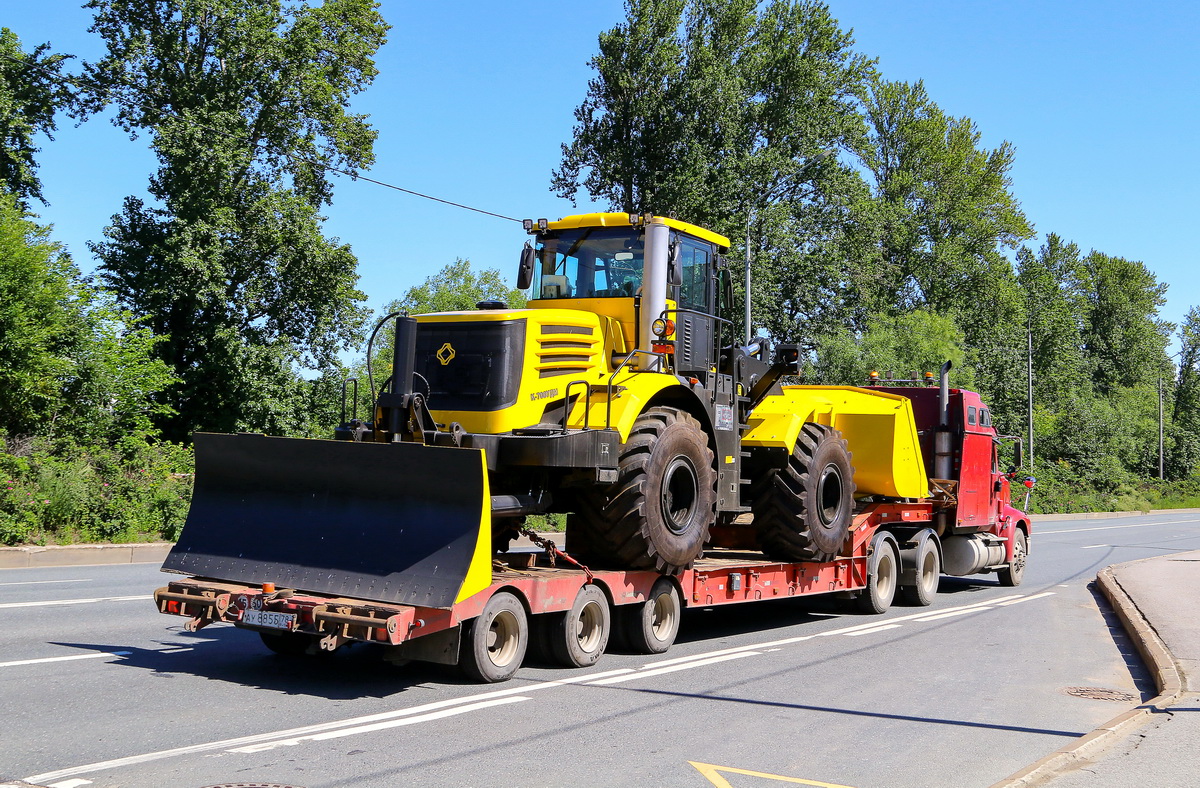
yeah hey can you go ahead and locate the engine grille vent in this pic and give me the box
[537,324,599,378]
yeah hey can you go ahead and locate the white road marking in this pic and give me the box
[24,667,637,784]
[0,651,132,669]
[1038,518,1200,535]
[996,592,1057,606]
[910,607,990,622]
[588,652,760,685]
[0,579,92,586]
[0,595,144,609]
[1081,544,1110,549]
[843,623,903,636]
[230,696,530,753]
[48,779,93,788]
[158,647,193,653]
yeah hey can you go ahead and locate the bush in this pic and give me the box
[0,436,192,545]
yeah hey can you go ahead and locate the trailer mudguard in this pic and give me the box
[743,386,929,499]
[163,433,492,609]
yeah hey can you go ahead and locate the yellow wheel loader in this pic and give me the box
[165,212,931,608]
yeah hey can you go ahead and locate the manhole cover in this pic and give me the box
[1061,686,1139,703]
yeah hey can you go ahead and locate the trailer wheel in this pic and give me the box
[461,591,528,683]
[622,577,682,654]
[998,529,1028,587]
[900,535,940,606]
[259,631,318,656]
[753,423,856,562]
[570,407,716,574]
[549,584,611,667]
[856,533,899,614]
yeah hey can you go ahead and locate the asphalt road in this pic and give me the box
[4,512,1200,788]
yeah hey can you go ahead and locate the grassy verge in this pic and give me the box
[0,436,193,546]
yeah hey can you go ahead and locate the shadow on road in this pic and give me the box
[48,628,469,699]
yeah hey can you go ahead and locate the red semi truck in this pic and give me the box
[155,369,1031,683]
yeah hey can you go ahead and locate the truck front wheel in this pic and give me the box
[570,407,716,574]
[998,529,1028,587]
[753,423,856,562]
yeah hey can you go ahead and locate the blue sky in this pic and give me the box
[8,1,1199,348]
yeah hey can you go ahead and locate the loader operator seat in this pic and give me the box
[540,275,572,299]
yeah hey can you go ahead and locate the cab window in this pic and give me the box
[677,237,712,313]
[968,406,977,426]
[533,227,644,299]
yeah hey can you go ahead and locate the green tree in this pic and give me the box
[0,28,74,205]
[82,0,388,441]
[0,191,176,444]
[860,78,1033,314]
[1173,306,1200,430]
[555,0,875,345]
[1016,234,1089,407]
[1078,250,1171,396]
[806,308,970,386]
[396,258,528,315]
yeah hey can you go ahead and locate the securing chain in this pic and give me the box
[517,525,594,584]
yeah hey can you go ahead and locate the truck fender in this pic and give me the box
[865,530,901,580]
[1005,520,1031,563]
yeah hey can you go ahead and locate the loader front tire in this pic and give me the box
[461,591,527,683]
[570,407,716,574]
[753,423,856,562]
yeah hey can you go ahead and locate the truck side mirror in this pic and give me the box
[667,238,683,287]
[517,243,536,290]
[1013,440,1023,469]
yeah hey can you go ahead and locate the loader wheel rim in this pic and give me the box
[486,610,521,667]
[661,457,699,535]
[817,465,844,525]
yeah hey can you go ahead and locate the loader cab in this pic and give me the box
[523,213,731,374]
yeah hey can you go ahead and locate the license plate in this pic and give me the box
[242,609,296,630]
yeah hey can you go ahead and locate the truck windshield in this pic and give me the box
[532,227,644,300]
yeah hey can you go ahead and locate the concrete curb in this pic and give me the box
[987,563,1186,788]
[0,542,173,570]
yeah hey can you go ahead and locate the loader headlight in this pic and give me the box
[522,219,534,232]
[537,218,549,231]
[651,317,675,337]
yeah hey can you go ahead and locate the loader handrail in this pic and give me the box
[563,379,592,432]
[606,349,666,429]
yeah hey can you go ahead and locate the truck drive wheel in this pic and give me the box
[622,577,682,654]
[900,533,941,606]
[549,584,611,667]
[753,423,856,562]
[856,532,899,614]
[570,407,716,574]
[461,591,528,683]
[998,529,1028,587]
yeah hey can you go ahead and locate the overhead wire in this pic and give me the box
[0,50,522,223]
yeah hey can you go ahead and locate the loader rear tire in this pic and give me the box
[570,407,716,574]
[752,423,856,562]
[461,591,527,683]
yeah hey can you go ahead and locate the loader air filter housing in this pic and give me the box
[414,320,526,411]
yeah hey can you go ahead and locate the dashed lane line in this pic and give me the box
[1037,518,1200,535]
[0,651,132,669]
[0,579,92,586]
[0,595,145,609]
[587,652,761,685]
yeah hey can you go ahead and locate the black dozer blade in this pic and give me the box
[164,433,492,609]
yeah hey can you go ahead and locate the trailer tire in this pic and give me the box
[753,423,856,562]
[900,534,941,606]
[998,529,1028,587]
[856,532,899,614]
[622,577,681,654]
[549,584,611,667]
[461,591,528,683]
[571,407,716,574]
[259,631,318,656]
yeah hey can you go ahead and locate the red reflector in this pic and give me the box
[652,343,674,354]
[1023,479,1035,488]
[166,600,180,614]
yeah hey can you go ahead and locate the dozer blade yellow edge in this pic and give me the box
[163,433,492,610]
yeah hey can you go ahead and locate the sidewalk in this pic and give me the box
[992,550,1200,787]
